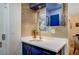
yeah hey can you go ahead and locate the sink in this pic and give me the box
[22,36,48,42]
[29,37,42,41]
[29,39,42,41]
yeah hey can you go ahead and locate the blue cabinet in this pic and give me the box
[22,42,56,55]
[31,46,51,55]
[22,42,31,55]
[31,47,43,55]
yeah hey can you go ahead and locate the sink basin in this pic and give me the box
[29,37,43,41]
[29,39,42,41]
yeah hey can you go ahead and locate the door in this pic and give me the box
[0,3,21,55]
[0,3,8,55]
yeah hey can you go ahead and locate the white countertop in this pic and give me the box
[21,36,67,53]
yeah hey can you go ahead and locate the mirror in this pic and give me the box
[37,3,66,31]
[37,8,48,31]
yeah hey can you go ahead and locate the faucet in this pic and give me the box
[37,6,43,40]
[39,28,42,40]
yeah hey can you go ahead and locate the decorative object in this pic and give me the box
[32,27,38,38]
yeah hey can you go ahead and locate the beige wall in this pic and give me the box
[21,3,67,38]
[21,3,37,36]
[40,26,67,38]
[68,4,79,55]
[68,16,79,54]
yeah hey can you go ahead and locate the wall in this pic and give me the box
[9,3,21,55]
[21,3,67,38]
[68,3,79,16]
[41,4,68,38]
[68,16,79,55]
[68,4,79,54]
[21,3,37,36]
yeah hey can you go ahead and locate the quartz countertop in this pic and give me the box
[21,36,67,53]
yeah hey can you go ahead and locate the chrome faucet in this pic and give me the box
[37,6,43,40]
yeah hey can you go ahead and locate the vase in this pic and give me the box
[32,31,38,38]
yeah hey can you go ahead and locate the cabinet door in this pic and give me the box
[32,47,43,55]
[22,42,31,55]
[32,46,52,55]
[22,42,56,55]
